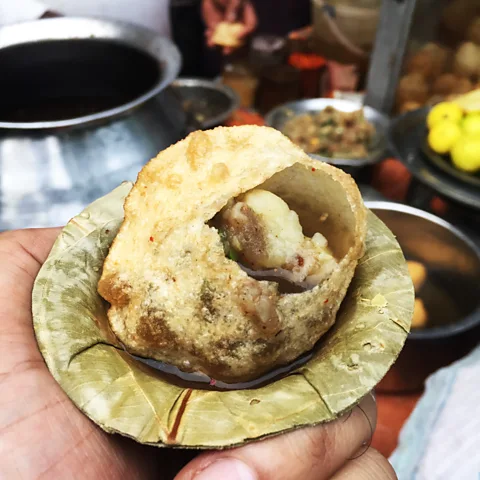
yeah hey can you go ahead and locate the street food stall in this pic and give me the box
[0,1,479,478]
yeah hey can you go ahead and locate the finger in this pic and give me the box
[241,2,257,35]
[0,228,61,372]
[238,26,252,40]
[331,447,397,480]
[225,10,237,22]
[0,227,170,480]
[205,34,213,44]
[0,227,61,265]
[175,393,376,480]
[288,26,313,41]
[205,30,216,48]
[225,0,243,22]
[202,0,223,30]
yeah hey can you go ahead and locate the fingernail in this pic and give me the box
[195,458,257,480]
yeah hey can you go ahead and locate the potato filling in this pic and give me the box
[218,189,338,287]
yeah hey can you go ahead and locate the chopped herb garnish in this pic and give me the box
[228,249,239,262]
[218,228,239,262]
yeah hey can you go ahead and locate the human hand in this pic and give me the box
[202,0,257,55]
[0,228,194,479]
[289,25,313,42]
[175,392,396,480]
[0,228,396,480]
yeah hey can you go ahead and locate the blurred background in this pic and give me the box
[0,0,479,477]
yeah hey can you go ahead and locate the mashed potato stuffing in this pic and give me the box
[218,189,338,287]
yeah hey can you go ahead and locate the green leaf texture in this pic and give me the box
[32,183,414,449]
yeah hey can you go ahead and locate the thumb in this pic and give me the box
[179,458,255,480]
[225,0,242,22]
[225,10,237,22]
[174,393,380,480]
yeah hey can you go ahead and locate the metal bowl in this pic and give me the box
[171,78,239,130]
[264,98,390,168]
[365,201,480,391]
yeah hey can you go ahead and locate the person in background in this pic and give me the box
[200,0,312,80]
[201,0,311,55]
[201,0,310,45]
[202,0,258,54]
[170,0,256,78]
[1,1,310,78]
[0,0,256,78]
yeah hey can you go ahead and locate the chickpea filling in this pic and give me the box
[213,189,338,289]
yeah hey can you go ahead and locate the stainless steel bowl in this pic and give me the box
[365,201,480,391]
[171,78,239,130]
[265,98,390,168]
[367,201,480,338]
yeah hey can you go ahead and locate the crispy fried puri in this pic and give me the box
[98,126,367,383]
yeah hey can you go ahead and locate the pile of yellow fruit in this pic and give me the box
[427,99,480,174]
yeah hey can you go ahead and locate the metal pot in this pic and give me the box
[0,17,183,231]
[365,201,480,392]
